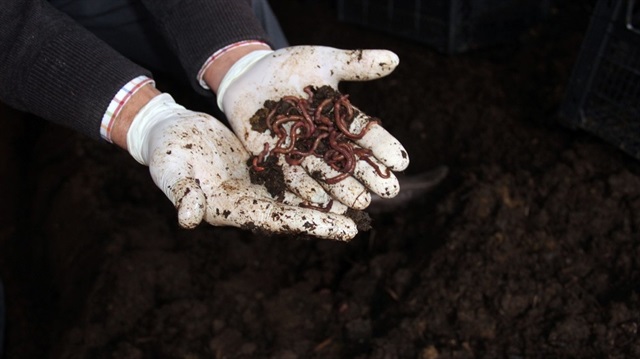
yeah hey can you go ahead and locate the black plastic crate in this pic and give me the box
[336,0,551,54]
[561,0,640,159]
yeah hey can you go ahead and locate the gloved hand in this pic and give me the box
[216,46,409,211]
[127,93,358,241]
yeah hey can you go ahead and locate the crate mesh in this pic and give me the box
[581,27,640,155]
[337,0,550,53]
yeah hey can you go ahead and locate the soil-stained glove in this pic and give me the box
[216,46,409,211]
[127,93,358,241]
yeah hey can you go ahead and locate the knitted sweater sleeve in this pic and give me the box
[0,0,152,140]
[139,0,270,95]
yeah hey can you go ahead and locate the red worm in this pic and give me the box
[271,114,303,132]
[314,98,334,119]
[251,86,388,187]
[272,121,306,154]
[297,101,316,134]
[252,142,270,172]
[324,171,351,184]
[360,155,391,178]
[303,85,315,100]
[299,199,334,212]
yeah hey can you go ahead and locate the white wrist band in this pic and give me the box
[216,49,273,112]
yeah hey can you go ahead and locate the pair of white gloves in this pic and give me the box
[127,46,409,241]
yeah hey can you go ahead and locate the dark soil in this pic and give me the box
[3,1,640,358]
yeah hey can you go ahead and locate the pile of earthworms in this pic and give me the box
[251,85,390,184]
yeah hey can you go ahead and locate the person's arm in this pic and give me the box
[110,83,161,149]
[138,0,270,95]
[0,0,152,140]
[109,40,271,149]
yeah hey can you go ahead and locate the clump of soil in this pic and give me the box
[247,154,286,201]
[346,208,372,232]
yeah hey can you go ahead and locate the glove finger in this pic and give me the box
[150,159,206,229]
[349,110,410,171]
[171,177,207,229]
[242,197,358,241]
[351,147,401,198]
[332,48,399,82]
[207,182,358,241]
[280,159,332,204]
[281,190,349,215]
[301,155,371,210]
[327,199,349,215]
[150,162,206,228]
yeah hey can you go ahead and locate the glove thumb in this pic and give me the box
[150,160,206,229]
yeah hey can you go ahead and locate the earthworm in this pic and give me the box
[252,142,270,172]
[272,121,306,154]
[299,199,334,212]
[251,85,387,186]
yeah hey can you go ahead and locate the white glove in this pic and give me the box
[127,93,358,241]
[216,46,409,211]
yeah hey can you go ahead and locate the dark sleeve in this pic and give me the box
[139,0,270,95]
[0,0,153,140]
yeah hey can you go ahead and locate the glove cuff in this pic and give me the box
[216,49,273,112]
[127,93,185,165]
